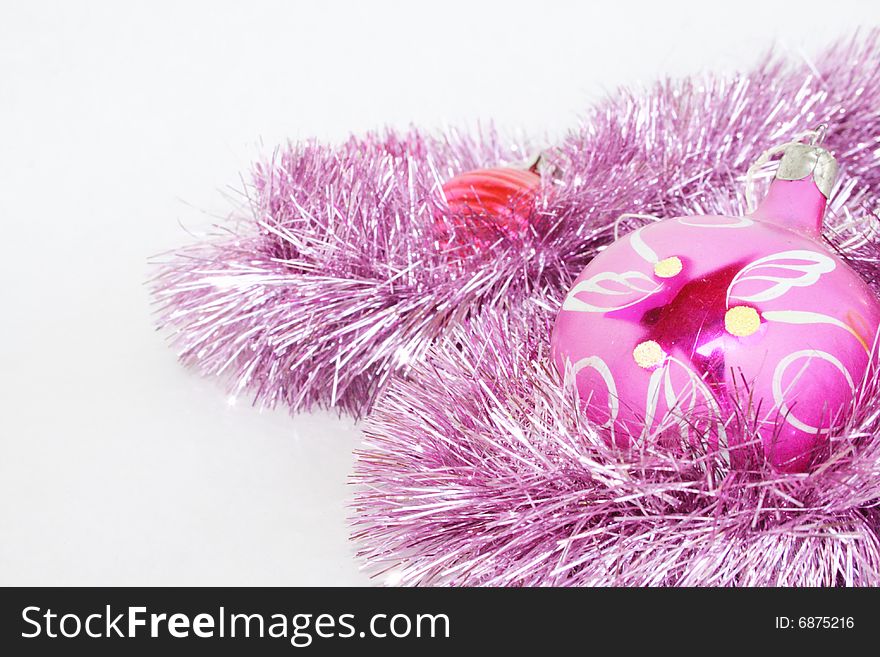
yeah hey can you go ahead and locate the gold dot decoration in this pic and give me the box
[653,256,683,278]
[633,340,666,369]
[724,305,761,337]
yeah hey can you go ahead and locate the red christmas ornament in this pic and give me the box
[435,165,540,249]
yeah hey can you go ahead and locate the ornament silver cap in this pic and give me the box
[775,142,838,199]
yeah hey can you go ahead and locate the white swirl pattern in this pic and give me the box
[677,215,754,229]
[726,250,836,305]
[643,356,729,464]
[762,310,870,354]
[770,349,855,434]
[572,356,620,440]
[629,227,659,264]
[562,271,662,313]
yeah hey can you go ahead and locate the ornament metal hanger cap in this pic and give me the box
[752,128,839,237]
[775,141,838,199]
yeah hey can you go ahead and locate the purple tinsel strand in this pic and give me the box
[152,32,880,419]
[352,32,880,586]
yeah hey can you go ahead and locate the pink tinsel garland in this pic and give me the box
[353,301,880,585]
[350,33,880,586]
[152,34,880,418]
[153,32,880,585]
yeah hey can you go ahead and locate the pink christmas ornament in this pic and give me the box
[435,166,541,249]
[552,142,880,472]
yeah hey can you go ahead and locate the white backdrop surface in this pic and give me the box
[1,0,878,585]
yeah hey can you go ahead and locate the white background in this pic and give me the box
[1,0,878,585]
